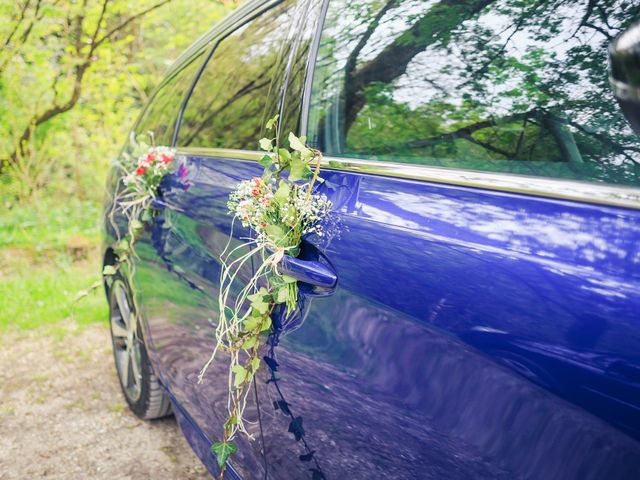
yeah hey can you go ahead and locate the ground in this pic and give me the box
[0,320,211,480]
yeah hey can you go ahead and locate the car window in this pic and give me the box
[307,0,640,186]
[177,2,295,150]
[135,52,206,145]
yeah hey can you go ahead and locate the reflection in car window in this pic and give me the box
[136,52,205,145]
[308,0,640,186]
[177,2,294,150]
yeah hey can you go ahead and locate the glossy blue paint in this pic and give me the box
[169,390,243,480]
[279,255,337,290]
[119,151,640,479]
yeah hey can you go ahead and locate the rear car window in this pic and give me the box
[177,1,294,150]
[307,0,640,186]
[136,52,205,145]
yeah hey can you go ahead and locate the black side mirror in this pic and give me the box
[610,21,640,134]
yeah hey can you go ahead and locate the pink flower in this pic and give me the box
[161,153,173,164]
[136,165,147,175]
[147,153,156,163]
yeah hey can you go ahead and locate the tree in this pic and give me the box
[0,0,235,198]
[0,0,175,175]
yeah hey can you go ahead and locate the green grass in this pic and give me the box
[0,197,102,257]
[0,197,108,333]
[0,260,107,331]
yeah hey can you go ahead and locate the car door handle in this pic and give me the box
[279,255,337,289]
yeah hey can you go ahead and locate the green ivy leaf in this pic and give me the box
[254,301,270,315]
[269,275,285,288]
[288,132,309,154]
[248,287,271,315]
[131,219,144,231]
[289,157,306,182]
[259,137,272,151]
[258,154,272,168]
[211,441,237,468]
[265,224,287,246]
[273,183,291,204]
[141,208,153,222]
[260,316,272,332]
[251,356,261,373]
[300,148,314,162]
[114,239,129,255]
[224,415,237,430]
[242,335,257,350]
[275,287,288,304]
[232,364,248,388]
[278,148,291,164]
[282,275,297,284]
[265,114,279,130]
[247,287,270,303]
[243,315,261,331]
[102,265,118,276]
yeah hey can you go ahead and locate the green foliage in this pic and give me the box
[0,0,237,336]
[0,0,235,203]
[199,116,330,475]
[210,441,237,469]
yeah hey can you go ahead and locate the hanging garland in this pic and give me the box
[198,115,331,477]
[104,117,330,478]
[103,139,180,293]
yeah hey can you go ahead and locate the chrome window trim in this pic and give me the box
[176,147,640,210]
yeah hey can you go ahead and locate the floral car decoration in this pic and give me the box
[198,115,331,477]
[104,142,178,274]
[104,116,330,479]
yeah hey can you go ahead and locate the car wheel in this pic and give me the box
[108,274,172,419]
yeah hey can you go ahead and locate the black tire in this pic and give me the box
[107,272,172,420]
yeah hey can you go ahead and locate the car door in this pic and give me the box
[131,0,312,477]
[252,1,640,479]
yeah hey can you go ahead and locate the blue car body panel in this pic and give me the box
[123,151,640,479]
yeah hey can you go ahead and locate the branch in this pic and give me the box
[1,0,175,174]
[344,0,495,131]
[18,0,43,44]
[1,0,32,49]
[343,0,398,78]
[582,21,612,41]
[406,109,538,150]
[182,74,272,146]
[89,0,111,54]
[460,132,513,158]
[91,0,172,53]
[75,0,89,55]
[569,120,640,163]
[0,0,43,75]
[572,0,598,37]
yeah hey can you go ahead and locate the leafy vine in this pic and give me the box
[103,117,330,478]
[103,138,182,348]
[197,115,331,477]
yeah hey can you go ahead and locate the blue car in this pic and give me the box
[103,0,640,478]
